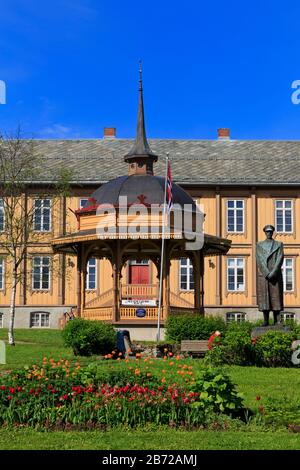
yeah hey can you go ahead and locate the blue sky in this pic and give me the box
[0,0,300,140]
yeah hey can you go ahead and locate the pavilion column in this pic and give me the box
[200,250,205,314]
[81,249,87,315]
[76,245,82,317]
[112,240,121,322]
[193,252,201,312]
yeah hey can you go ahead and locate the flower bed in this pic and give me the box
[0,357,246,429]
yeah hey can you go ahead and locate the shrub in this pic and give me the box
[255,331,293,367]
[165,315,226,342]
[62,318,116,356]
[204,325,255,366]
[190,368,246,418]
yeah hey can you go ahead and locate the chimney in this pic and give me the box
[104,127,116,139]
[217,128,230,140]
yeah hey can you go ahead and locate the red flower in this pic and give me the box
[0,385,6,391]
[256,395,261,401]
[7,395,12,401]
[62,394,69,401]
[9,387,16,394]
[29,388,35,394]
[17,386,23,392]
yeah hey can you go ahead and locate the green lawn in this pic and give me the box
[0,329,74,371]
[0,428,299,450]
[0,329,300,450]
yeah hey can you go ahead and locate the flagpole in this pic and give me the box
[157,155,169,343]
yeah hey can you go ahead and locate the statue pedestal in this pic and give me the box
[251,324,291,339]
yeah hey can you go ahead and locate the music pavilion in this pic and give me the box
[52,77,231,340]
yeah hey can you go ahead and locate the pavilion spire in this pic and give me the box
[124,62,158,174]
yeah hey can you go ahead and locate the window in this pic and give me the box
[0,258,4,290]
[275,200,293,233]
[86,258,97,290]
[227,258,245,292]
[226,312,246,323]
[227,200,244,233]
[0,199,4,231]
[129,259,149,265]
[180,258,194,290]
[33,199,51,232]
[281,312,295,322]
[80,198,89,209]
[30,312,50,328]
[282,258,294,292]
[32,257,50,290]
[0,313,3,328]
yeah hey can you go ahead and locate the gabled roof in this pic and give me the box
[30,138,300,186]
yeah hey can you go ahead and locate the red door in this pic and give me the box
[129,264,150,284]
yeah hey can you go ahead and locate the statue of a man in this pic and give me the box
[256,225,284,326]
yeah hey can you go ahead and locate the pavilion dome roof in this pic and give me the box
[90,174,196,208]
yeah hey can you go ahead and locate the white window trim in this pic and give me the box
[0,257,4,291]
[227,257,246,292]
[226,199,245,233]
[275,199,293,234]
[33,199,52,232]
[79,198,89,209]
[32,256,51,291]
[282,257,294,292]
[281,312,295,322]
[226,312,246,323]
[86,258,97,291]
[30,311,50,328]
[179,258,194,291]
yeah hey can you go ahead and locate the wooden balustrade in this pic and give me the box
[83,306,113,321]
[119,306,165,320]
[121,284,158,298]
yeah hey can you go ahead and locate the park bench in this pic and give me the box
[180,340,209,357]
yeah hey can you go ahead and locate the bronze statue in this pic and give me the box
[256,225,284,326]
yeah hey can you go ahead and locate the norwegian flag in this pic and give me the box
[166,158,173,213]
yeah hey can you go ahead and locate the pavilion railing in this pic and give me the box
[121,284,159,299]
[82,306,113,321]
[119,306,165,320]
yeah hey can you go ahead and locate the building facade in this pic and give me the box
[1,128,300,333]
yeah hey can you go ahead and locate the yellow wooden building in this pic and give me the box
[1,90,300,338]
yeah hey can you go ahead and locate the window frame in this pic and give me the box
[33,198,52,232]
[32,256,51,291]
[179,257,194,291]
[226,199,245,234]
[275,199,293,234]
[79,198,89,209]
[86,257,97,291]
[30,311,50,328]
[282,257,294,292]
[227,257,246,292]
[226,312,246,323]
[281,312,295,322]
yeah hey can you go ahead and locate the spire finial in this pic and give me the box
[139,60,142,91]
[124,63,158,173]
